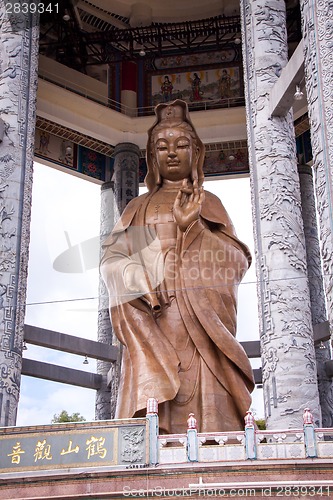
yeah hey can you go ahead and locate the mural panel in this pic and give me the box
[34,129,108,182]
[151,66,242,106]
[154,49,238,70]
[78,146,106,181]
[35,129,76,169]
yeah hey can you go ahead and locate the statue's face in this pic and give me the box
[153,127,194,182]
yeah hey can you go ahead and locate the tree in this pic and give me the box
[255,418,266,430]
[51,410,86,423]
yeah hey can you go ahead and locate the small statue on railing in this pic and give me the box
[187,413,198,462]
[187,413,198,430]
[244,410,255,429]
[302,408,317,458]
[303,407,314,426]
[146,398,158,416]
[244,410,256,460]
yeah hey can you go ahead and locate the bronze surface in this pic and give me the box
[101,100,254,433]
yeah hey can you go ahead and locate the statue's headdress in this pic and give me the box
[145,99,205,191]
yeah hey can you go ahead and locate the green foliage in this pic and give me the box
[51,410,86,423]
[255,418,266,430]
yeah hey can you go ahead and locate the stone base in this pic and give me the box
[1,459,333,499]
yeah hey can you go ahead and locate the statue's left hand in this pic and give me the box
[173,179,205,232]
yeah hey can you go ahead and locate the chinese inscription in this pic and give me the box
[0,423,146,472]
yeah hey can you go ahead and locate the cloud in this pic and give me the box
[21,163,101,425]
[17,378,96,426]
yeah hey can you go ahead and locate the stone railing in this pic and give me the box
[155,407,333,465]
[157,426,333,465]
[1,404,332,474]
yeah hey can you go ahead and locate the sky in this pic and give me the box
[18,162,263,427]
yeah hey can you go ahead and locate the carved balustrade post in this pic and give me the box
[146,398,159,465]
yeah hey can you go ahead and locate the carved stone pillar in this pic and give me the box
[96,181,114,421]
[112,143,140,216]
[298,164,333,428]
[96,144,140,419]
[240,0,321,428]
[299,1,333,342]
[0,6,39,425]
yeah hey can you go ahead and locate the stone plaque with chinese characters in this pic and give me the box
[0,419,148,472]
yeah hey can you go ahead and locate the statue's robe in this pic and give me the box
[101,189,255,433]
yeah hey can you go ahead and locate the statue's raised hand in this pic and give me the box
[173,178,205,232]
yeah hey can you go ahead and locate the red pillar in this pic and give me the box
[121,61,137,116]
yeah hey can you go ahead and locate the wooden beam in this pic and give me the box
[24,324,118,362]
[325,360,333,379]
[22,359,103,390]
[313,321,331,343]
[240,340,260,358]
[253,368,262,385]
[24,322,329,391]
[269,40,305,117]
